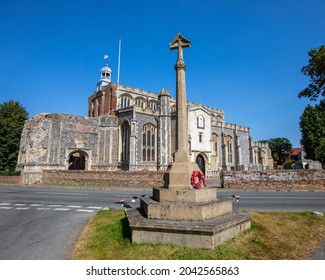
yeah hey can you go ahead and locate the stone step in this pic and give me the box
[126,208,251,249]
[141,196,233,221]
[153,187,217,203]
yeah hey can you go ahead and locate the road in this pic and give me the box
[0,186,148,259]
[217,189,325,212]
[0,185,324,259]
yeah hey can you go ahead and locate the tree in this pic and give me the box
[265,138,293,166]
[299,100,325,164]
[298,45,325,101]
[0,100,28,171]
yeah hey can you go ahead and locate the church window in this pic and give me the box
[135,98,145,109]
[121,95,132,108]
[197,115,205,129]
[142,123,156,162]
[199,133,203,143]
[149,101,157,111]
[121,121,130,161]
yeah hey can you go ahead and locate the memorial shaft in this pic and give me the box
[170,33,191,162]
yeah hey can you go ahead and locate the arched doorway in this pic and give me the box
[68,150,88,170]
[196,154,205,175]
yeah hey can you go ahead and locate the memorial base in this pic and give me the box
[126,208,251,249]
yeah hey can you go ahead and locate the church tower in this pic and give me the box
[96,55,112,92]
[89,56,117,117]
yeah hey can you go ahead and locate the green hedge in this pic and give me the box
[0,170,21,176]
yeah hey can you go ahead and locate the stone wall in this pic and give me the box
[223,170,325,190]
[0,176,20,185]
[17,113,119,184]
[42,170,165,188]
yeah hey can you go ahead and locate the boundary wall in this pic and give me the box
[222,170,325,190]
[0,176,20,185]
[41,170,165,188]
[1,170,324,190]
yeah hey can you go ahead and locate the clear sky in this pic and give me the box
[1,0,324,147]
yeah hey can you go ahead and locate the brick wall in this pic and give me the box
[223,170,325,190]
[0,176,20,185]
[42,170,165,188]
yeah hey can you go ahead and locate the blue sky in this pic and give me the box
[1,0,324,146]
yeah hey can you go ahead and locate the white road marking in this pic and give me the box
[0,203,108,213]
[53,208,71,211]
[76,209,94,213]
[87,206,102,210]
[36,192,88,196]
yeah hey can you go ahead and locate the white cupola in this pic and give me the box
[96,55,112,92]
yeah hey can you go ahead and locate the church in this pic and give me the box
[17,59,273,184]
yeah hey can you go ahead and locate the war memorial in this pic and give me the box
[125,34,251,249]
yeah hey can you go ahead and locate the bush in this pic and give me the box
[0,170,21,176]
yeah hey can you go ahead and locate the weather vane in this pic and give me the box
[103,55,109,65]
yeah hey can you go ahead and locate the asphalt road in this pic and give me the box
[0,185,324,259]
[217,189,325,212]
[0,185,149,259]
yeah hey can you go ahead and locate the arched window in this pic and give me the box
[197,115,205,129]
[149,101,157,111]
[142,123,156,162]
[121,121,130,161]
[121,95,132,108]
[135,98,145,109]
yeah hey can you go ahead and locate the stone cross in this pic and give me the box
[169,33,191,162]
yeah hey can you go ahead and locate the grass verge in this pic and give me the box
[72,210,325,260]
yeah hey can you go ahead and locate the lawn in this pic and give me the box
[72,209,325,260]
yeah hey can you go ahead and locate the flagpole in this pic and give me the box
[117,38,121,90]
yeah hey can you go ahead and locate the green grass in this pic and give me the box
[72,210,325,260]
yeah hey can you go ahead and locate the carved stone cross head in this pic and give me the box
[169,33,191,63]
[169,33,191,50]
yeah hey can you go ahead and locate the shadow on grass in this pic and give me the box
[120,217,131,241]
